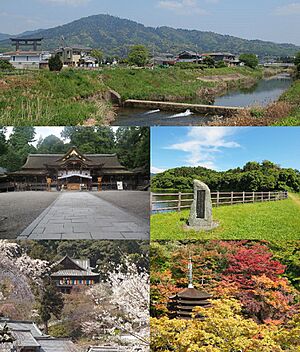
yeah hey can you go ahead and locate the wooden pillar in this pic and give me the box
[178,192,182,212]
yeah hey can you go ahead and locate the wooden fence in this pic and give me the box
[151,191,288,212]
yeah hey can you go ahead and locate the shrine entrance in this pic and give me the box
[58,174,92,191]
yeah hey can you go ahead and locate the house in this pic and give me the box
[202,52,240,66]
[51,256,100,294]
[54,46,93,67]
[0,319,78,352]
[9,146,146,191]
[177,51,202,63]
[4,51,50,70]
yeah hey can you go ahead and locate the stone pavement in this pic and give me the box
[17,192,149,240]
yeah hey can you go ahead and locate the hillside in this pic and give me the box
[0,14,299,57]
[0,33,10,41]
[152,162,300,192]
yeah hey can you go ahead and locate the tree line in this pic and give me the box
[0,126,150,172]
[152,161,300,193]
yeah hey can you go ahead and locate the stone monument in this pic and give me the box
[187,180,219,231]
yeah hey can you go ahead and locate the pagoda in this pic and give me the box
[168,258,212,319]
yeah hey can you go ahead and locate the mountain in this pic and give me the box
[0,33,10,41]
[0,14,299,57]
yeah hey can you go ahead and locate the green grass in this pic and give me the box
[151,197,300,241]
[102,66,262,102]
[274,79,300,126]
[0,69,110,125]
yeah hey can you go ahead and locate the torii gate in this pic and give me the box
[10,38,43,51]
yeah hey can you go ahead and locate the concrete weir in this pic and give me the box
[124,99,245,117]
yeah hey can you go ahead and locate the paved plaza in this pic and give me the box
[16,192,149,240]
[0,191,149,240]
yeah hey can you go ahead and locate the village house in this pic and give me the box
[177,51,202,63]
[8,146,148,191]
[51,256,100,294]
[202,52,241,66]
[0,319,78,352]
[54,46,93,67]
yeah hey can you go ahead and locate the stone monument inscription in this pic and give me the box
[196,190,206,219]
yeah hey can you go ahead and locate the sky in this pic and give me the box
[151,127,300,174]
[0,0,300,45]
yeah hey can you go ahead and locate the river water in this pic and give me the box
[112,74,292,126]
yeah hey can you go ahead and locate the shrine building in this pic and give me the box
[9,146,147,191]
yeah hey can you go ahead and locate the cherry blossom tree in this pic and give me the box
[83,259,150,351]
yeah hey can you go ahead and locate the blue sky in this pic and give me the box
[151,127,300,173]
[0,0,300,45]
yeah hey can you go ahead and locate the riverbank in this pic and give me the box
[103,66,263,104]
[207,77,299,126]
[0,69,115,126]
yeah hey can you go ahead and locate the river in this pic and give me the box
[112,74,292,126]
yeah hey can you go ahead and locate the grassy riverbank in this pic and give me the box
[0,69,113,126]
[103,66,263,103]
[273,79,300,126]
[0,66,265,125]
[151,195,300,241]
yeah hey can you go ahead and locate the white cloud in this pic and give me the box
[39,0,90,6]
[157,0,208,15]
[273,3,300,16]
[151,166,166,174]
[166,127,240,169]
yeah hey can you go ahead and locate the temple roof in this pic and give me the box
[51,256,100,278]
[170,288,212,300]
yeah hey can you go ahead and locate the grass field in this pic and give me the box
[151,195,300,241]
[0,69,112,125]
[103,66,262,102]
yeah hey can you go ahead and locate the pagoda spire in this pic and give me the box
[188,256,194,289]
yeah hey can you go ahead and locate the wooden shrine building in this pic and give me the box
[51,256,100,294]
[168,259,212,319]
[9,146,147,191]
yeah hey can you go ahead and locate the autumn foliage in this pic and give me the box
[151,241,300,351]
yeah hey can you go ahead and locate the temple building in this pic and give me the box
[168,258,212,320]
[0,319,78,352]
[51,256,100,294]
[9,146,147,191]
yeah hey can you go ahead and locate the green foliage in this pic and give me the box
[239,53,259,69]
[91,49,103,63]
[128,45,149,67]
[0,69,109,125]
[152,162,300,193]
[203,56,216,68]
[294,52,300,66]
[0,60,14,71]
[151,197,300,240]
[48,54,63,72]
[116,127,150,170]
[38,278,64,334]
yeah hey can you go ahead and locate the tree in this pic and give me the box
[0,60,14,71]
[38,278,64,334]
[239,53,259,69]
[49,54,63,72]
[91,49,103,64]
[61,127,116,154]
[0,127,7,156]
[151,299,285,352]
[203,56,216,68]
[36,135,67,154]
[83,258,150,350]
[128,45,149,67]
